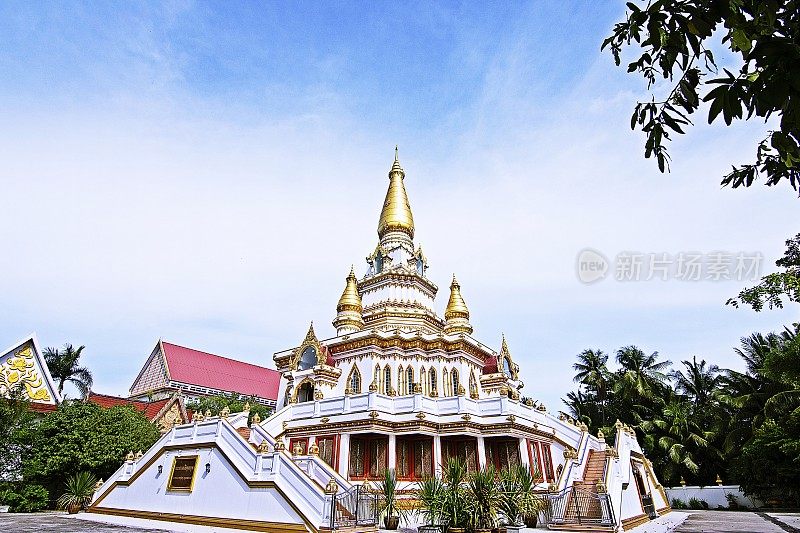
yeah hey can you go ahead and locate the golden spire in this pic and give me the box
[500,334,510,355]
[378,147,414,239]
[333,267,365,334]
[444,275,472,335]
[336,266,363,313]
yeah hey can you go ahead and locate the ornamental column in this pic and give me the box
[388,434,397,470]
[337,434,350,479]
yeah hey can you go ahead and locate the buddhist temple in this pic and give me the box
[87,150,670,532]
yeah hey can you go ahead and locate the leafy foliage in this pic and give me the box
[602,0,800,191]
[0,385,36,482]
[23,401,160,499]
[43,343,93,398]
[563,325,800,505]
[728,233,800,311]
[0,484,49,512]
[186,394,272,425]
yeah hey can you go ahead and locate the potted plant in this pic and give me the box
[499,465,548,531]
[417,475,445,533]
[441,458,470,533]
[467,466,501,533]
[377,468,406,530]
[57,471,98,514]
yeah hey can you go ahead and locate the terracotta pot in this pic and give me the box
[475,528,493,533]
[66,502,82,514]
[384,515,400,530]
[448,528,466,533]
[524,515,538,528]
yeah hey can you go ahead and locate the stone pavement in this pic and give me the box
[0,512,168,532]
[673,510,799,533]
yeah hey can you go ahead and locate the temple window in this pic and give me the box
[299,346,317,371]
[485,438,520,470]
[317,436,337,468]
[429,368,437,395]
[349,435,388,479]
[398,365,406,395]
[503,356,513,378]
[442,437,479,473]
[541,443,555,481]
[406,366,414,395]
[348,366,362,393]
[396,437,433,480]
[451,368,459,396]
[289,437,308,455]
[528,441,545,482]
[383,365,392,395]
[296,381,314,403]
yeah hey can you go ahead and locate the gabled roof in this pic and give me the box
[1,333,61,404]
[161,341,280,401]
[88,392,172,420]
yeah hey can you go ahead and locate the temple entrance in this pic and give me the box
[441,436,479,472]
[485,437,521,470]
[296,381,314,403]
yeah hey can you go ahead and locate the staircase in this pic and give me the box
[547,450,614,532]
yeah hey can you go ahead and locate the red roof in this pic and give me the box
[88,392,171,420]
[482,355,498,375]
[29,402,58,414]
[162,341,280,401]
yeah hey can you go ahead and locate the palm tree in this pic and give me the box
[573,349,610,425]
[43,344,93,399]
[614,346,671,400]
[670,356,721,407]
[640,399,719,485]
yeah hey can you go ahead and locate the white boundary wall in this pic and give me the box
[665,485,763,509]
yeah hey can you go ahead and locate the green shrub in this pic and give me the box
[0,484,49,512]
[670,498,688,509]
[688,497,708,510]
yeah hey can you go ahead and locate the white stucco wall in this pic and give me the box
[665,485,762,509]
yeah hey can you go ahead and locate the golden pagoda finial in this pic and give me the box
[333,267,365,334]
[444,274,472,335]
[378,147,414,239]
[501,334,509,355]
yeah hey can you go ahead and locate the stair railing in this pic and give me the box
[329,484,378,529]
[545,486,615,527]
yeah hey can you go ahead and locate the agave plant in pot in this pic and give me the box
[467,466,501,533]
[499,465,547,532]
[416,474,446,533]
[377,468,407,530]
[441,458,470,533]
[57,471,98,514]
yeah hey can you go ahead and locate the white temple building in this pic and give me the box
[88,150,671,532]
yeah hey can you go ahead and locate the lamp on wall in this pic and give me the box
[157,465,163,474]
[205,463,211,474]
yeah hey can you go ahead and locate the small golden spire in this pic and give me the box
[444,275,472,335]
[336,266,363,313]
[378,147,414,239]
[501,334,510,355]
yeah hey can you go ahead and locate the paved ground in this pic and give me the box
[0,513,167,532]
[0,511,799,533]
[672,510,799,533]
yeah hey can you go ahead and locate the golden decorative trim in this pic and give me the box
[166,455,199,492]
[622,514,650,529]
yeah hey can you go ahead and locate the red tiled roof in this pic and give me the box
[162,342,280,401]
[88,392,170,420]
[29,402,57,414]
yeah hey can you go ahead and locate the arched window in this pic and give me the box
[299,346,317,370]
[398,365,406,396]
[469,371,478,398]
[384,365,392,395]
[406,366,414,394]
[503,357,513,378]
[374,365,381,392]
[451,368,460,396]
[419,367,427,395]
[348,365,362,393]
[297,381,314,403]
[429,368,437,395]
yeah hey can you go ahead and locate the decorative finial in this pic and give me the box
[378,146,414,239]
[251,412,261,425]
[394,145,399,161]
[444,274,472,335]
[715,473,723,486]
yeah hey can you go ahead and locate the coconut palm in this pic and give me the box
[670,356,721,407]
[614,346,671,400]
[573,349,611,425]
[43,344,93,399]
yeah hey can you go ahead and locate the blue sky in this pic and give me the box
[1,1,797,408]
